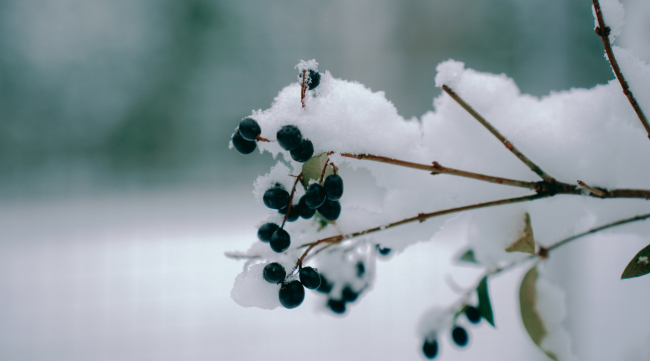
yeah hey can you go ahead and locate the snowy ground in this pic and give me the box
[0,186,648,360]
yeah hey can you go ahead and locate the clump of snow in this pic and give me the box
[231,262,281,310]
[417,306,452,340]
[613,45,650,114]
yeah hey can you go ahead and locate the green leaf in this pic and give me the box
[621,243,650,279]
[506,212,536,255]
[301,153,333,188]
[459,249,477,263]
[519,266,557,361]
[477,276,495,327]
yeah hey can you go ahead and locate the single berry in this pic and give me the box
[465,306,481,324]
[258,223,279,242]
[307,70,320,90]
[232,131,256,155]
[290,139,314,163]
[422,339,439,359]
[317,199,341,221]
[297,195,316,219]
[376,245,391,255]
[316,274,333,293]
[327,299,346,314]
[356,262,365,278]
[263,262,286,284]
[324,174,344,201]
[278,204,300,222]
[279,280,305,309]
[276,125,302,151]
[299,267,321,289]
[270,228,291,253]
[238,118,261,141]
[304,183,327,209]
[451,326,468,347]
[263,186,290,210]
[342,285,358,302]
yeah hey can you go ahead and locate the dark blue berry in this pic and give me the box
[263,186,290,210]
[317,199,341,221]
[316,274,333,293]
[258,223,279,242]
[466,306,481,324]
[238,118,261,141]
[324,174,343,201]
[270,228,291,253]
[376,245,391,255]
[278,204,300,222]
[422,339,439,359]
[263,262,286,284]
[305,183,327,209]
[356,262,365,278]
[290,139,314,163]
[452,327,468,347]
[277,125,302,151]
[279,280,305,309]
[232,131,256,154]
[299,267,321,289]
[328,299,346,314]
[297,195,316,219]
[307,70,320,90]
[342,285,358,302]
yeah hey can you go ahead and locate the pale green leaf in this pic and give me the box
[506,212,536,255]
[459,249,477,263]
[621,243,650,279]
[301,153,333,188]
[519,266,557,361]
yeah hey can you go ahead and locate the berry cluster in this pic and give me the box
[422,306,481,359]
[314,260,366,314]
[262,262,323,309]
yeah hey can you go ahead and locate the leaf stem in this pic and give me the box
[441,85,555,182]
[301,70,307,108]
[281,173,303,228]
[592,0,650,138]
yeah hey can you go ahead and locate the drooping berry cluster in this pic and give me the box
[422,305,481,359]
[262,262,323,309]
[315,260,366,315]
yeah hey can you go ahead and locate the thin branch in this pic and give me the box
[548,212,650,252]
[592,0,650,138]
[441,85,555,182]
[224,252,261,260]
[319,156,331,183]
[301,69,307,108]
[281,173,303,228]
[577,180,606,197]
[341,153,540,190]
[256,135,271,142]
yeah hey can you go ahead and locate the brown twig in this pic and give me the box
[592,0,650,138]
[301,69,307,108]
[281,173,303,228]
[256,135,271,142]
[441,85,555,182]
[577,180,606,197]
[319,156,331,183]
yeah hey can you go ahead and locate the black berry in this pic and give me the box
[270,228,291,253]
[307,70,321,90]
[324,174,344,201]
[328,299,346,314]
[263,186,290,210]
[290,139,314,163]
[317,199,341,221]
[297,195,316,219]
[316,274,333,293]
[342,285,358,302]
[238,118,261,141]
[232,131,256,155]
[277,125,302,151]
[258,223,279,242]
[263,262,286,284]
[279,280,305,309]
[305,183,327,209]
[356,262,365,278]
[299,267,321,289]
[452,326,468,347]
[278,204,300,222]
[376,245,391,255]
[466,306,481,324]
[422,339,439,359]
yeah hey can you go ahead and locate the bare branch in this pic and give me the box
[281,173,303,228]
[577,180,606,197]
[441,85,555,182]
[300,69,307,108]
[592,0,650,138]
